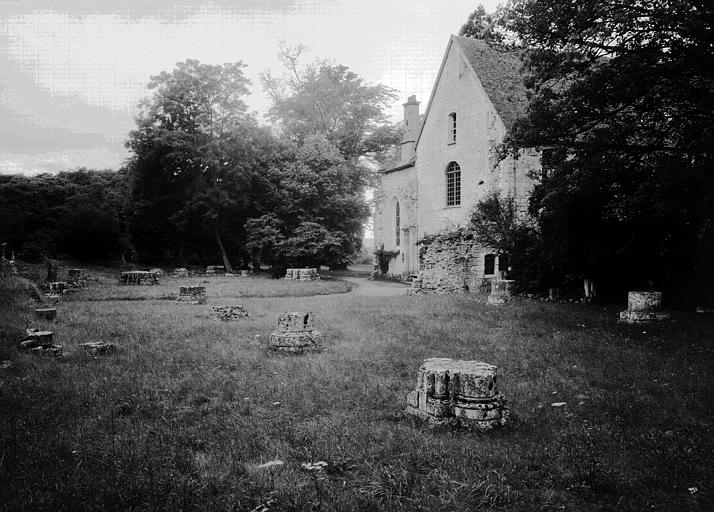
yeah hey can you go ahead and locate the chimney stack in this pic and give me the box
[401,95,420,163]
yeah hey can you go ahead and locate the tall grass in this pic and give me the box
[1,271,713,511]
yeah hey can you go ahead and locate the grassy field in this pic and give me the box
[1,268,713,511]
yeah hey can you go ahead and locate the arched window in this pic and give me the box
[395,200,400,246]
[484,254,496,275]
[448,112,457,143]
[446,161,461,206]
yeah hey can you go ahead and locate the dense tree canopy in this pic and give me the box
[251,46,399,269]
[126,59,265,269]
[0,170,131,261]
[500,0,714,303]
[262,44,400,163]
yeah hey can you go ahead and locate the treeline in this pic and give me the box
[1,49,399,270]
[0,170,131,262]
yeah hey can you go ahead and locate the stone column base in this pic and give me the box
[269,331,323,353]
[405,358,509,432]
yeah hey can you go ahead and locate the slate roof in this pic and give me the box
[451,35,528,131]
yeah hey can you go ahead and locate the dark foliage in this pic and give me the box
[0,169,132,262]
[501,0,714,305]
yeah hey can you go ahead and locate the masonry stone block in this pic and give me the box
[405,358,508,431]
[619,291,670,323]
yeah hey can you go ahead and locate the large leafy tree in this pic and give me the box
[246,134,369,269]
[126,59,263,269]
[458,4,505,43]
[502,0,714,302]
[262,44,400,163]
[252,46,399,269]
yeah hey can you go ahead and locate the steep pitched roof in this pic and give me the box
[414,35,529,150]
[451,36,528,131]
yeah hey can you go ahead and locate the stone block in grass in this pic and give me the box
[619,291,670,323]
[177,286,206,304]
[80,342,117,355]
[405,358,509,432]
[269,312,323,353]
[209,305,249,321]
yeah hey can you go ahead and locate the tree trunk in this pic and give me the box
[214,225,234,273]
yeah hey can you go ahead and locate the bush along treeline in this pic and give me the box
[2,49,399,271]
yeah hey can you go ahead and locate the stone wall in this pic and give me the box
[418,237,489,294]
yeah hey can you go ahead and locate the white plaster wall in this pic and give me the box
[415,43,508,239]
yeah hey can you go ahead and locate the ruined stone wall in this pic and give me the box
[419,237,497,294]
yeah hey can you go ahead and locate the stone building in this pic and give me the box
[373,35,541,292]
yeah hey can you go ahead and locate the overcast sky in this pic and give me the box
[0,0,500,175]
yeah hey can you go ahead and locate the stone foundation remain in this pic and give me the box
[405,358,508,431]
[20,329,54,349]
[80,342,116,355]
[210,305,249,320]
[35,308,57,320]
[487,279,515,305]
[284,268,320,281]
[120,271,159,285]
[269,312,323,353]
[206,265,225,276]
[19,329,62,355]
[619,291,670,323]
[67,268,87,288]
[174,267,189,278]
[177,286,206,304]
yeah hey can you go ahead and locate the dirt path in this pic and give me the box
[339,276,410,296]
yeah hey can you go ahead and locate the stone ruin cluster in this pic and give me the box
[284,268,320,281]
[405,358,509,431]
[176,286,206,304]
[269,312,323,353]
[19,328,62,356]
[43,268,88,301]
[120,270,160,286]
[206,265,225,276]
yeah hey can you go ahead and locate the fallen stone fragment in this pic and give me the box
[177,286,206,304]
[120,270,159,286]
[256,460,285,470]
[301,461,328,471]
[551,402,567,408]
[405,358,509,431]
[209,305,248,320]
[35,308,57,321]
[79,342,117,355]
[29,345,63,356]
[20,329,54,349]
